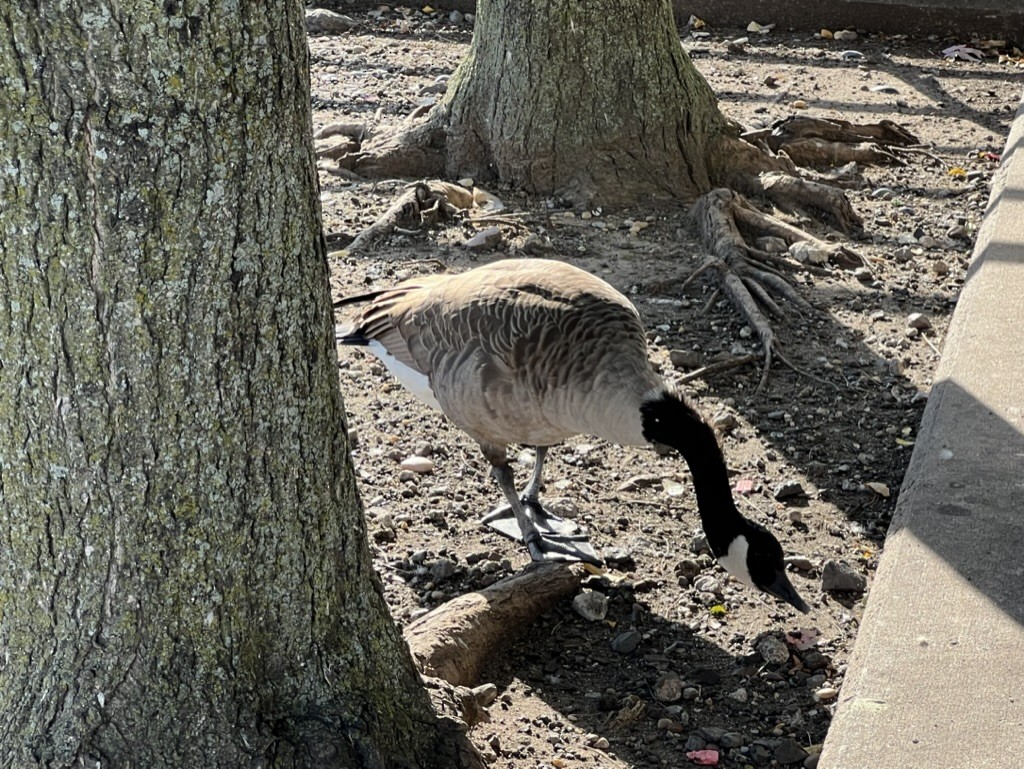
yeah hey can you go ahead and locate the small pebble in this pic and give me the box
[472,682,498,706]
[464,226,502,251]
[821,559,867,592]
[728,687,748,703]
[670,349,703,369]
[786,555,815,572]
[429,557,458,581]
[815,686,839,702]
[611,630,642,654]
[774,480,806,500]
[572,589,609,622]
[654,672,684,703]
[775,737,810,764]
[720,732,745,748]
[833,29,858,42]
[604,547,636,570]
[713,412,738,432]
[791,99,808,109]
[789,240,830,265]
[400,456,434,474]
[757,634,791,666]
[907,312,932,330]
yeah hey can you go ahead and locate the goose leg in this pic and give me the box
[481,447,601,565]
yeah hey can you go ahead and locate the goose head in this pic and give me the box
[640,390,810,613]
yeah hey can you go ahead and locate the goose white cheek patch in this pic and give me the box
[717,535,755,589]
[368,340,443,411]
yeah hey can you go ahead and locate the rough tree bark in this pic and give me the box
[0,2,473,767]
[351,0,730,206]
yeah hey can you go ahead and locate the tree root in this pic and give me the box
[403,562,583,687]
[691,187,865,392]
[347,180,506,252]
[741,115,920,169]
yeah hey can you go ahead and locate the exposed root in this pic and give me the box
[347,182,460,252]
[692,187,863,392]
[331,108,448,180]
[741,115,920,169]
[347,179,507,252]
[753,172,864,235]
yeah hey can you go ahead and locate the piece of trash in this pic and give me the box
[786,628,822,650]
[709,604,728,618]
[942,44,984,62]
[947,166,968,178]
[687,749,720,766]
[734,478,756,495]
[865,482,890,497]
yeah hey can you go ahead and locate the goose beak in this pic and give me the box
[764,570,811,613]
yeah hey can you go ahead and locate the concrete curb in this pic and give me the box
[819,88,1024,769]
[367,1,1024,39]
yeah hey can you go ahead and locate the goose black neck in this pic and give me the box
[640,391,744,554]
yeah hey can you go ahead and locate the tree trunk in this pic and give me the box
[0,2,460,767]
[441,0,728,206]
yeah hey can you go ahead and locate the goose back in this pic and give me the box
[346,259,663,448]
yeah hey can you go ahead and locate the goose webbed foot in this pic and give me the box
[483,500,602,565]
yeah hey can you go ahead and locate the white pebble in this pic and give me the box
[400,456,434,474]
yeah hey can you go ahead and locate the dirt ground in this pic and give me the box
[311,9,1021,768]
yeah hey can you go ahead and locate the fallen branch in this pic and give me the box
[403,562,583,687]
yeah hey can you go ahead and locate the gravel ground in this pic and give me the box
[310,7,1020,767]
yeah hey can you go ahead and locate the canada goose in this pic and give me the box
[336,258,809,613]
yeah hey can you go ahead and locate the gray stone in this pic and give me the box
[676,558,702,578]
[699,726,726,742]
[689,532,710,554]
[684,734,707,751]
[572,589,609,622]
[653,672,683,703]
[611,630,642,654]
[821,559,867,592]
[727,687,748,703]
[464,226,502,251]
[604,547,635,570]
[757,634,791,666]
[670,349,703,369]
[786,555,815,572]
[305,8,357,35]
[775,738,809,764]
[908,312,932,330]
[774,480,806,500]
[720,732,745,748]
[429,557,458,581]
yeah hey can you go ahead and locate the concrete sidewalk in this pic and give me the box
[819,90,1024,769]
